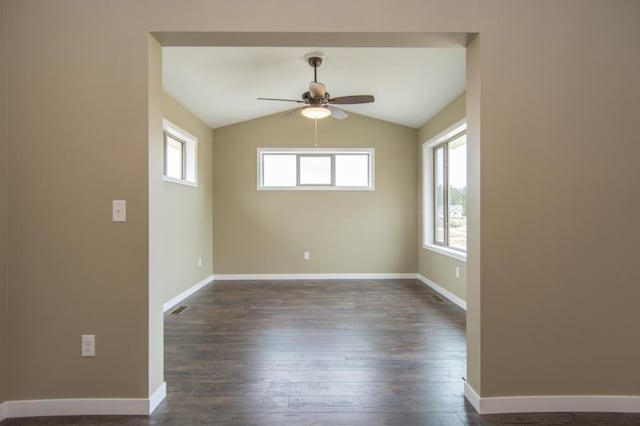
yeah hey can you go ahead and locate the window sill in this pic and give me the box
[423,243,467,262]
[257,186,374,191]
[163,175,197,187]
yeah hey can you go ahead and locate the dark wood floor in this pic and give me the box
[4,279,640,425]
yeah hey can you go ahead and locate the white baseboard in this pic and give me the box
[464,382,482,412]
[163,275,214,313]
[465,382,640,414]
[149,381,167,414]
[416,274,466,310]
[212,273,417,281]
[0,382,167,420]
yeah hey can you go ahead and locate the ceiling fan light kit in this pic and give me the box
[258,55,375,121]
[301,106,331,119]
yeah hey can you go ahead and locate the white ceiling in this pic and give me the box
[162,47,465,129]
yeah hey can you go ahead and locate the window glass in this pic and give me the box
[448,134,467,250]
[434,146,446,244]
[263,154,297,187]
[165,134,184,180]
[299,156,332,185]
[335,154,369,187]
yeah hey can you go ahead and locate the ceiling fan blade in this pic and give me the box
[281,107,304,118]
[327,105,348,120]
[329,95,375,105]
[309,81,326,99]
[258,97,305,103]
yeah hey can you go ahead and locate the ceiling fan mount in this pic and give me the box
[258,55,375,120]
[307,56,323,69]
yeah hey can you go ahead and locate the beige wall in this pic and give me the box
[147,36,165,398]
[2,0,639,408]
[5,0,150,400]
[417,94,467,300]
[0,0,8,405]
[212,113,418,274]
[153,93,213,300]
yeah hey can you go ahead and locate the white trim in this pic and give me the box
[213,273,416,281]
[417,274,467,310]
[464,382,481,412]
[162,175,198,187]
[0,382,167,420]
[423,243,467,262]
[163,274,214,313]
[3,398,149,419]
[257,147,375,191]
[465,382,640,414]
[257,185,374,191]
[149,382,167,414]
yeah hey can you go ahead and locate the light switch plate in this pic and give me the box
[82,334,95,357]
[112,200,126,222]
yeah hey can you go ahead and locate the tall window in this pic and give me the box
[163,119,197,187]
[423,121,467,259]
[258,148,374,190]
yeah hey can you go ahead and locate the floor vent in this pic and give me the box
[170,305,189,315]
[430,294,445,303]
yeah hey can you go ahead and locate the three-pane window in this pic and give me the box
[258,149,374,190]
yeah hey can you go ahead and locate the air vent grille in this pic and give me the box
[170,305,189,315]
[430,294,445,303]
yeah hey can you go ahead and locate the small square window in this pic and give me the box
[163,119,197,187]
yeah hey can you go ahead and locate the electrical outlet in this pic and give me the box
[198,257,202,267]
[304,251,310,260]
[455,267,460,278]
[82,334,95,357]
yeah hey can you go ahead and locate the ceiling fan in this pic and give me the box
[258,56,375,120]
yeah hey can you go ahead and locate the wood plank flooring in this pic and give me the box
[4,279,640,425]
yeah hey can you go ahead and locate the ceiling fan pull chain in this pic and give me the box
[314,119,318,147]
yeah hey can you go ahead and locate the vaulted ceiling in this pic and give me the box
[163,47,465,129]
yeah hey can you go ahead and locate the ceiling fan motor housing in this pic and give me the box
[302,90,330,105]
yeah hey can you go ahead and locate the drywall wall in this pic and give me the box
[476,2,639,397]
[152,92,213,302]
[0,0,8,405]
[5,1,150,399]
[417,94,467,300]
[147,35,165,401]
[2,0,639,409]
[212,112,418,274]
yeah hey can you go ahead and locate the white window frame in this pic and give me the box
[163,118,198,187]
[422,119,467,262]
[257,148,375,191]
